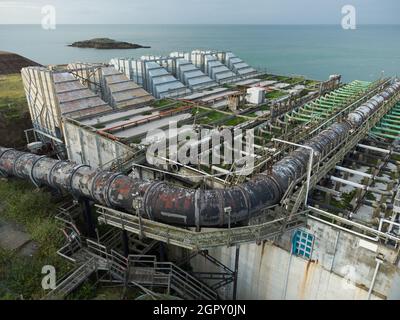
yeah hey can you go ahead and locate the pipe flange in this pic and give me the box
[89,170,106,203]
[142,181,165,220]
[0,148,12,160]
[103,172,124,207]
[29,155,47,187]
[215,189,225,226]
[12,152,28,177]
[48,160,68,189]
[269,174,285,196]
[68,164,90,195]
[236,184,251,221]
[194,188,201,229]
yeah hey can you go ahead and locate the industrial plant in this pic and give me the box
[1,49,400,300]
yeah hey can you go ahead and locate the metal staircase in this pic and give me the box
[123,254,218,300]
[43,258,97,300]
[51,199,217,300]
[83,240,218,300]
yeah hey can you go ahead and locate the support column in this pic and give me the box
[80,198,96,238]
[325,191,332,204]
[121,230,129,257]
[232,245,240,300]
[334,180,342,192]
[159,242,166,262]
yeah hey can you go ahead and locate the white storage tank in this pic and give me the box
[246,87,266,105]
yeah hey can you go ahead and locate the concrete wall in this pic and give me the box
[187,219,400,300]
[21,67,60,139]
[63,119,136,169]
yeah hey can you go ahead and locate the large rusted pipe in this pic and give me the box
[0,81,399,227]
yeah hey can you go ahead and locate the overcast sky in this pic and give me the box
[0,0,399,24]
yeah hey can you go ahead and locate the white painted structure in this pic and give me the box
[225,52,257,77]
[21,66,112,142]
[187,219,400,300]
[110,58,190,99]
[67,63,155,109]
[63,119,136,169]
[246,87,266,105]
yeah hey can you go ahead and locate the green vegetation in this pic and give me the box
[192,107,209,117]
[151,99,188,112]
[365,192,377,201]
[392,154,400,162]
[92,286,142,300]
[246,112,259,118]
[130,137,142,144]
[275,75,289,81]
[69,38,150,50]
[152,99,172,108]
[285,77,305,84]
[224,117,247,126]
[0,74,28,119]
[0,74,31,147]
[265,90,287,100]
[0,180,144,300]
[305,79,320,87]
[222,83,235,89]
[196,109,227,124]
[0,180,72,299]
[330,190,357,210]
[260,74,275,80]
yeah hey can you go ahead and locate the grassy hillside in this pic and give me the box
[0,180,72,299]
[0,74,28,117]
[0,74,31,147]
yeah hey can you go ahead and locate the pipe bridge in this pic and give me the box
[0,81,399,228]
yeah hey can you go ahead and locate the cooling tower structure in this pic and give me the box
[67,63,155,109]
[110,57,191,99]
[8,48,400,300]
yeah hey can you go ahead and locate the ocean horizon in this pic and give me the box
[1,24,399,82]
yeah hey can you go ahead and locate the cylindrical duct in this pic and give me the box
[0,81,399,227]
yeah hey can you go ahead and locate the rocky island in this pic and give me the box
[69,38,150,49]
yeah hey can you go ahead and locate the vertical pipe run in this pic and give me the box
[367,257,383,300]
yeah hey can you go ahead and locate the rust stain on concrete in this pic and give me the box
[299,260,316,299]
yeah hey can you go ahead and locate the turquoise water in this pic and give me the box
[1,24,400,82]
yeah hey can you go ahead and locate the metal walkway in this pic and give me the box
[281,79,389,146]
[96,204,306,250]
[288,90,400,212]
[285,80,371,124]
[372,102,400,140]
[95,85,400,251]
